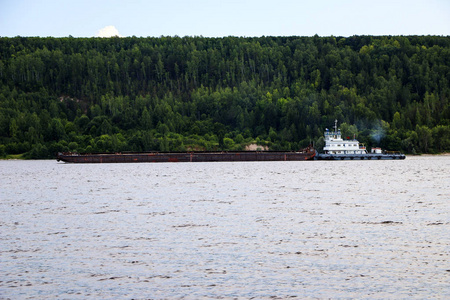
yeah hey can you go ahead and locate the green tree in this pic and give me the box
[415,125,433,153]
[141,108,153,130]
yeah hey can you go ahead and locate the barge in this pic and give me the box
[57,147,316,163]
[315,120,405,160]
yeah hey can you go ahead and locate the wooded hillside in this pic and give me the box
[0,35,449,158]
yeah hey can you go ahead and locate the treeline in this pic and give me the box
[0,35,449,158]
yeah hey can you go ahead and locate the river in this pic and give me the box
[1,156,449,299]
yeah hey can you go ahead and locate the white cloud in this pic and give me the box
[96,25,122,37]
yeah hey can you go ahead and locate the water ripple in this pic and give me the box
[0,157,449,299]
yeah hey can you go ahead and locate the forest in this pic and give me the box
[0,35,449,158]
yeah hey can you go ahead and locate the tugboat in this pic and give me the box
[316,120,405,160]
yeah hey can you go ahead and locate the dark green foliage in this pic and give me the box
[0,35,450,158]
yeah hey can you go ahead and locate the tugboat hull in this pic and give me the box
[316,153,405,160]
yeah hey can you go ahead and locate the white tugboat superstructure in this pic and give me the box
[323,119,367,155]
[316,120,406,160]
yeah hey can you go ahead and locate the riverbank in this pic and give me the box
[0,154,26,160]
[409,152,450,156]
[1,152,450,160]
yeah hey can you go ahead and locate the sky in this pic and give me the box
[1,0,449,38]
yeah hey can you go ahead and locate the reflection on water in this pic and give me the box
[1,156,449,299]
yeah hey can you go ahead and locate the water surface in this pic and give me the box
[1,156,449,299]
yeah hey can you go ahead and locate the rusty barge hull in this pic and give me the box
[57,149,316,163]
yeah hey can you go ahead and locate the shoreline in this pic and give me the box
[1,152,450,161]
[409,153,450,156]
